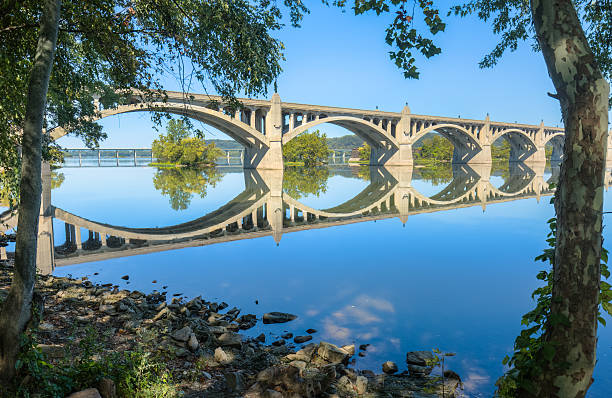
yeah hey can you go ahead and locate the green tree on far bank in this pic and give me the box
[415,135,453,162]
[283,130,331,166]
[357,142,371,162]
[152,120,223,166]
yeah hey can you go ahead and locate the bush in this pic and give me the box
[283,130,331,166]
[10,328,177,398]
[152,119,224,165]
[357,142,371,161]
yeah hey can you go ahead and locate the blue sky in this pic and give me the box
[58,3,609,148]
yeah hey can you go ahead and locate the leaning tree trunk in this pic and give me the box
[0,0,60,382]
[530,0,610,397]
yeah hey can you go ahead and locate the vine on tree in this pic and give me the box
[495,215,612,396]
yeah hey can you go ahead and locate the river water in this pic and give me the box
[24,161,612,396]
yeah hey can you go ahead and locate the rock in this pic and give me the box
[262,312,297,324]
[98,304,115,315]
[355,375,368,394]
[225,371,245,392]
[341,344,355,356]
[271,339,285,346]
[175,348,190,357]
[172,326,193,342]
[315,342,350,365]
[38,344,65,359]
[336,375,353,390]
[218,332,242,347]
[382,361,398,374]
[98,378,116,398]
[359,344,369,351]
[38,322,54,331]
[407,364,433,377]
[281,332,293,339]
[214,347,232,364]
[187,334,199,351]
[405,350,435,366]
[66,388,102,398]
[306,328,317,334]
[121,275,129,280]
[293,335,312,344]
[289,360,307,371]
[444,369,462,382]
[255,333,266,343]
[263,390,283,398]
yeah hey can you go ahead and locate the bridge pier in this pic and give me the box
[378,106,414,167]
[550,137,564,163]
[244,93,283,169]
[36,162,55,275]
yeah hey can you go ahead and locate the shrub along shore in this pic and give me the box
[0,263,461,398]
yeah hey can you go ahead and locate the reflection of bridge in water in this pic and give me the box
[1,162,588,275]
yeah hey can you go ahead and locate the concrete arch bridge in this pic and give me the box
[50,91,611,169]
[2,163,590,274]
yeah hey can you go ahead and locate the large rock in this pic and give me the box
[187,334,199,351]
[405,350,435,366]
[225,371,245,392]
[314,342,351,365]
[355,376,368,394]
[262,312,297,324]
[214,347,233,364]
[382,361,398,374]
[218,332,242,347]
[66,388,102,398]
[171,326,192,342]
[293,335,312,344]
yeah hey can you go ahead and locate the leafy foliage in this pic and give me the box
[152,119,223,166]
[152,166,223,211]
[350,0,446,79]
[414,135,453,162]
[495,217,612,396]
[491,140,510,160]
[11,327,176,398]
[0,0,307,200]
[283,167,330,200]
[283,130,331,166]
[357,142,371,161]
[449,0,611,105]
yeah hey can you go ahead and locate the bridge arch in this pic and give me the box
[490,128,541,163]
[50,103,270,149]
[281,116,398,149]
[411,123,484,164]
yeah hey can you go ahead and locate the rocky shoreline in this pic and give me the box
[0,264,462,398]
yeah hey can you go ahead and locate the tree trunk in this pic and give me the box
[0,0,60,383]
[530,0,610,397]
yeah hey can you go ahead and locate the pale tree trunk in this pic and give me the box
[0,0,60,382]
[530,0,610,397]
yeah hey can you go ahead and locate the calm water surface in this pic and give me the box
[47,162,612,397]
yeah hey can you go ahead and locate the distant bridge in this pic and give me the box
[61,148,354,167]
[49,91,611,169]
[5,162,604,274]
